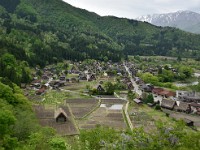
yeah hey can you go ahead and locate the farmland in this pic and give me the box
[77,97,127,130]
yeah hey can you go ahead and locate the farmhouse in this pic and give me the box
[33,105,79,136]
[127,82,134,90]
[152,88,175,98]
[140,84,154,92]
[35,87,46,95]
[161,99,176,110]
[96,84,105,92]
[174,101,191,113]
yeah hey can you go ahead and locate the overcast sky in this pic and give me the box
[63,0,200,19]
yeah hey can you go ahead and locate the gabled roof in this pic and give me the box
[133,99,142,104]
[161,99,176,109]
[175,102,190,111]
[54,108,68,119]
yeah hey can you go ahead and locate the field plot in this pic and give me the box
[78,98,127,130]
[33,105,79,136]
[66,99,100,119]
[128,104,178,132]
[63,80,98,92]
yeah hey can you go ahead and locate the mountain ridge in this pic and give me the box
[1,0,200,69]
[136,10,200,34]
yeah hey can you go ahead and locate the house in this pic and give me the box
[177,91,200,103]
[161,99,176,110]
[59,76,66,81]
[20,83,27,89]
[152,88,175,98]
[79,74,87,80]
[36,87,46,95]
[160,90,176,98]
[133,99,143,104]
[134,77,144,85]
[190,103,200,114]
[174,101,191,113]
[96,84,105,92]
[87,74,96,81]
[71,78,78,83]
[41,75,49,80]
[33,105,79,136]
[31,80,41,88]
[140,84,154,92]
[152,88,163,95]
[54,108,68,123]
[181,96,200,103]
[127,82,134,90]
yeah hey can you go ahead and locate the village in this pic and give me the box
[22,59,200,136]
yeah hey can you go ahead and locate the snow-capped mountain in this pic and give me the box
[136,10,200,34]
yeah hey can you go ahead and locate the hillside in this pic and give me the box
[136,10,200,34]
[1,0,200,70]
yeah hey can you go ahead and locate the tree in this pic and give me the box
[127,90,136,101]
[141,73,159,85]
[144,94,154,104]
[177,55,182,62]
[104,82,115,95]
[49,137,70,150]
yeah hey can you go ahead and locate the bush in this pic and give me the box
[155,104,161,110]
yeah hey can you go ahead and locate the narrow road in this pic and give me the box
[124,63,142,96]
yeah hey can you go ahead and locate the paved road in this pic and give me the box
[124,64,142,96]
[124,64,163,103]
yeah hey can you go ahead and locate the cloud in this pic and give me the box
[63,0,200,18]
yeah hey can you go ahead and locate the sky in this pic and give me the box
[63,0,200,19]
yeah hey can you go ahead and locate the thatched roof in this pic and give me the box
[161,99,176,110]
[175,102,190,112]
[33,105,79,136]
[54,108,68,119]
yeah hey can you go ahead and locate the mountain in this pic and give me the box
[1,0,200,71]
[136,10,200,34]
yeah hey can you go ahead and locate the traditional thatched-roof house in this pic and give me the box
[174,102,191,113]
[140,84,154,92]
[87,74,96,81]
[33,105,79,136]
[96,84,105,92]
[127,82,134,90]
[71,78,79,83]
[190,103,200,114]
[161,99,176,110]
[41,75,49,80]
[59,76,66,81]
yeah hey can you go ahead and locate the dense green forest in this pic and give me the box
[1,0,200,71]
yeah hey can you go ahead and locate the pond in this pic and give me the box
[100,104,123,110]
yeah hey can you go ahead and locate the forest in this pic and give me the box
[1,0,200,71]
